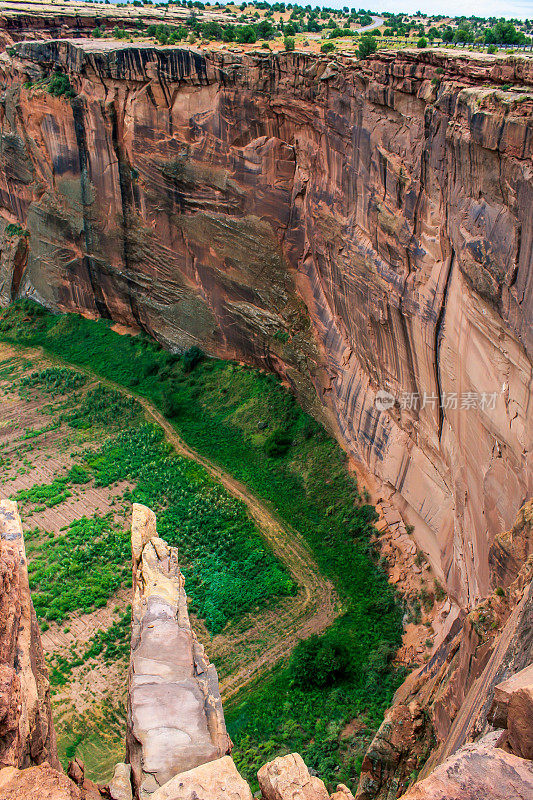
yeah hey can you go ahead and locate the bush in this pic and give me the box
[264,430,292,457]
[487,44,497,54]
[161,393,181,418]
[290,635,350,688]
[284,36,295,51]
[47,71,75,99]
[357,34,377,59]
[417,36,427,48]
[320,41,335,53]
[183,345,204,373]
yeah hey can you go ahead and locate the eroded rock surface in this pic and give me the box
[398,736,533,800]
[0,499,57,770]
[0,43,531,616]
[258,753,330,800]
[356,502,533,798]
[126,504,230,799]
[150,756,252,800]
[0,763,81,800]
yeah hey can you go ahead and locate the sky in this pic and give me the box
[325,0,533,17]
[106,0,533,20]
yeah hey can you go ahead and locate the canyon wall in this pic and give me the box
[0,41,531,611]
[0,499,57,771]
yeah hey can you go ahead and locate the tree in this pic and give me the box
[357,34,377,59]
[320,41,335,53]
[290,635,350,688]
[417,36,427,48]
[284,35,295,51]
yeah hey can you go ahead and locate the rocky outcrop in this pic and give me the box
[0,763,81,800]
[150,756,252,800]
[357,501,533,798]
[398,733,533,800]
[0,41,530,618]
[0,499,57,770]
[258,753,330,800]
[127,504,231,799]
[490,664,533,760]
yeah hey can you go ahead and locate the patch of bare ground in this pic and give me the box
[41,587,131,656]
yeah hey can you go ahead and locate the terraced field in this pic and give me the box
[0,342,339,779]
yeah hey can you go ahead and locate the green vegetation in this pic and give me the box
[67,385,140,429]
[0,300,403,789]
[14,475,73,510]
[357,34,377,59]
[26,515,131,622]
[5,222,27,237]
[46,71,76,99]
[284,35,295,51]
[48,608,131,686]
[20,367,86,397]
[81,424,295,631]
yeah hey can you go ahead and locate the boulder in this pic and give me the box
[150,756,252,800]
[0,763,80,799]
[257,753,329,800]
[108,763,133,800]
[398,739,533,800]
[490,663,533,727]
[330,784,355,800]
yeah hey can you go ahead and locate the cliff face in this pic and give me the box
[0,41,531,613]
[0,499,57,771]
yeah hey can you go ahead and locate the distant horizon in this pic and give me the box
[103,0,533,21]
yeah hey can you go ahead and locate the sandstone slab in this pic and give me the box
[398,740,533,800]
[150,756,252,800]
[257,753,329,800]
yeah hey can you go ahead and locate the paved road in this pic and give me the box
[359,15,383,33]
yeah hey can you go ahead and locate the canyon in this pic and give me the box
[0,40,530,613]
[0,27,531,800]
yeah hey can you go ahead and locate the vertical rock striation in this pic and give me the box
[0,43,530,615]
[0,499,57,770]
[127,504,231,799]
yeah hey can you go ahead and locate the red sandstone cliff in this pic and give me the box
[0,42,530,617]
[0,499,57,771]
[0,42,532,797]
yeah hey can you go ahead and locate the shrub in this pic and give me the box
[357,34,377,59]
[264,430,292,457]
[417,36,427,48]
[182,345,204,373]
[320,41,335,53]
[47,71,75,99]
[5,223,24,237]
[284,36,295,51]
[161,393,181,418]
[290,635,350,688]
[495,586,505,597]
[487,44,497,54]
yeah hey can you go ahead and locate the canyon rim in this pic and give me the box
[0,7,532,800]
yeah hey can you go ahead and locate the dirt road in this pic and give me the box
[5,342,341,699]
